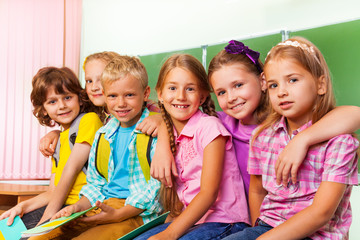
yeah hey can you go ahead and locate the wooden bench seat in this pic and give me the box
[0,183,49,211]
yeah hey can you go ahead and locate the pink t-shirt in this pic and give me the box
[249,117,359,240]
[174,110,250,225]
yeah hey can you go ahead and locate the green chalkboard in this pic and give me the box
[139,48,202,101]
[290,20,360,107]
[290,19,360,140]
[291,20,360,171]
[206,33,283,110]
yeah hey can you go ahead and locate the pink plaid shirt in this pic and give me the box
[249,117,359,240]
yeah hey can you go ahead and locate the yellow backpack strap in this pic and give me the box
[95,133,111,181]
[136,112,158,182]
[136,133,153,183]
[148,112,159,117]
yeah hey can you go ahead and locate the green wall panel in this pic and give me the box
[290,20,360,107]
[290,20,360,142]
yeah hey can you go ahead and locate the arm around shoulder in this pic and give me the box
[39,130,61,158]
[150,122,177,187]
[276,105,360,186]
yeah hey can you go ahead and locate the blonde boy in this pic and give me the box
[30,56,162,240]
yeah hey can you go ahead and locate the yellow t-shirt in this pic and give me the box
[51,112,103,205]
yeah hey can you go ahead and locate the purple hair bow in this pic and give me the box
[225,40,262,72]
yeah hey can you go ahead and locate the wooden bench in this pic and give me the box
[0,183,49,212]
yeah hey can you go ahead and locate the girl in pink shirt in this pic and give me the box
[135,54,250,240]
[225,37,358,240]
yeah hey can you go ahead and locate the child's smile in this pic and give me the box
[173,104,189,108]
[113,109,131,117]
[85,59,107,107]
[104,75,150,128]
[210,63,265,125]
[229,101,245,111]
[158,67,205,133]
[43,86,81,130]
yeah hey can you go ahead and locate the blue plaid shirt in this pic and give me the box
[80,109,162,223]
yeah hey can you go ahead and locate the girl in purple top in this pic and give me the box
[135,54,249,240]
[225,37,358,240]
[208,41,268,197]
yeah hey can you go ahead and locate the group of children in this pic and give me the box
[0,36,359,240]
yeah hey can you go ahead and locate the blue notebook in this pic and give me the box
[0,216,27,240]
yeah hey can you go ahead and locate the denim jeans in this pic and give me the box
[21,206,47,229]
[19,206,47,240]
[223,220,312,240]
[134,222,249,240]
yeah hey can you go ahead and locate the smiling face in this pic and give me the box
[103,75,150,128]
[85,59,107,107]
[210,63,265,125]
[265,59,325,132]
[43,86,81,130]
[157,67,205,133]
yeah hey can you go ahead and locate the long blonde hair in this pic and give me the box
[253,36,336,142]
[156,54,216,217]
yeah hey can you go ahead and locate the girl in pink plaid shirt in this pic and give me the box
[224,37,359,240]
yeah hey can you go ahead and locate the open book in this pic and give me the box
[21,206,96,238]
[117,212,169,240]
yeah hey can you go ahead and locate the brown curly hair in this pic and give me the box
[31,67,94,127]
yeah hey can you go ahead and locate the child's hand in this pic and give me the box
[150,122,178,187]
[39,130,61,157]
[136,114,162,137]
[275,134,309,186]
[79,201,116,225]
[50,205,79,221]
[150,146,177,187]
[0,205,24,226]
